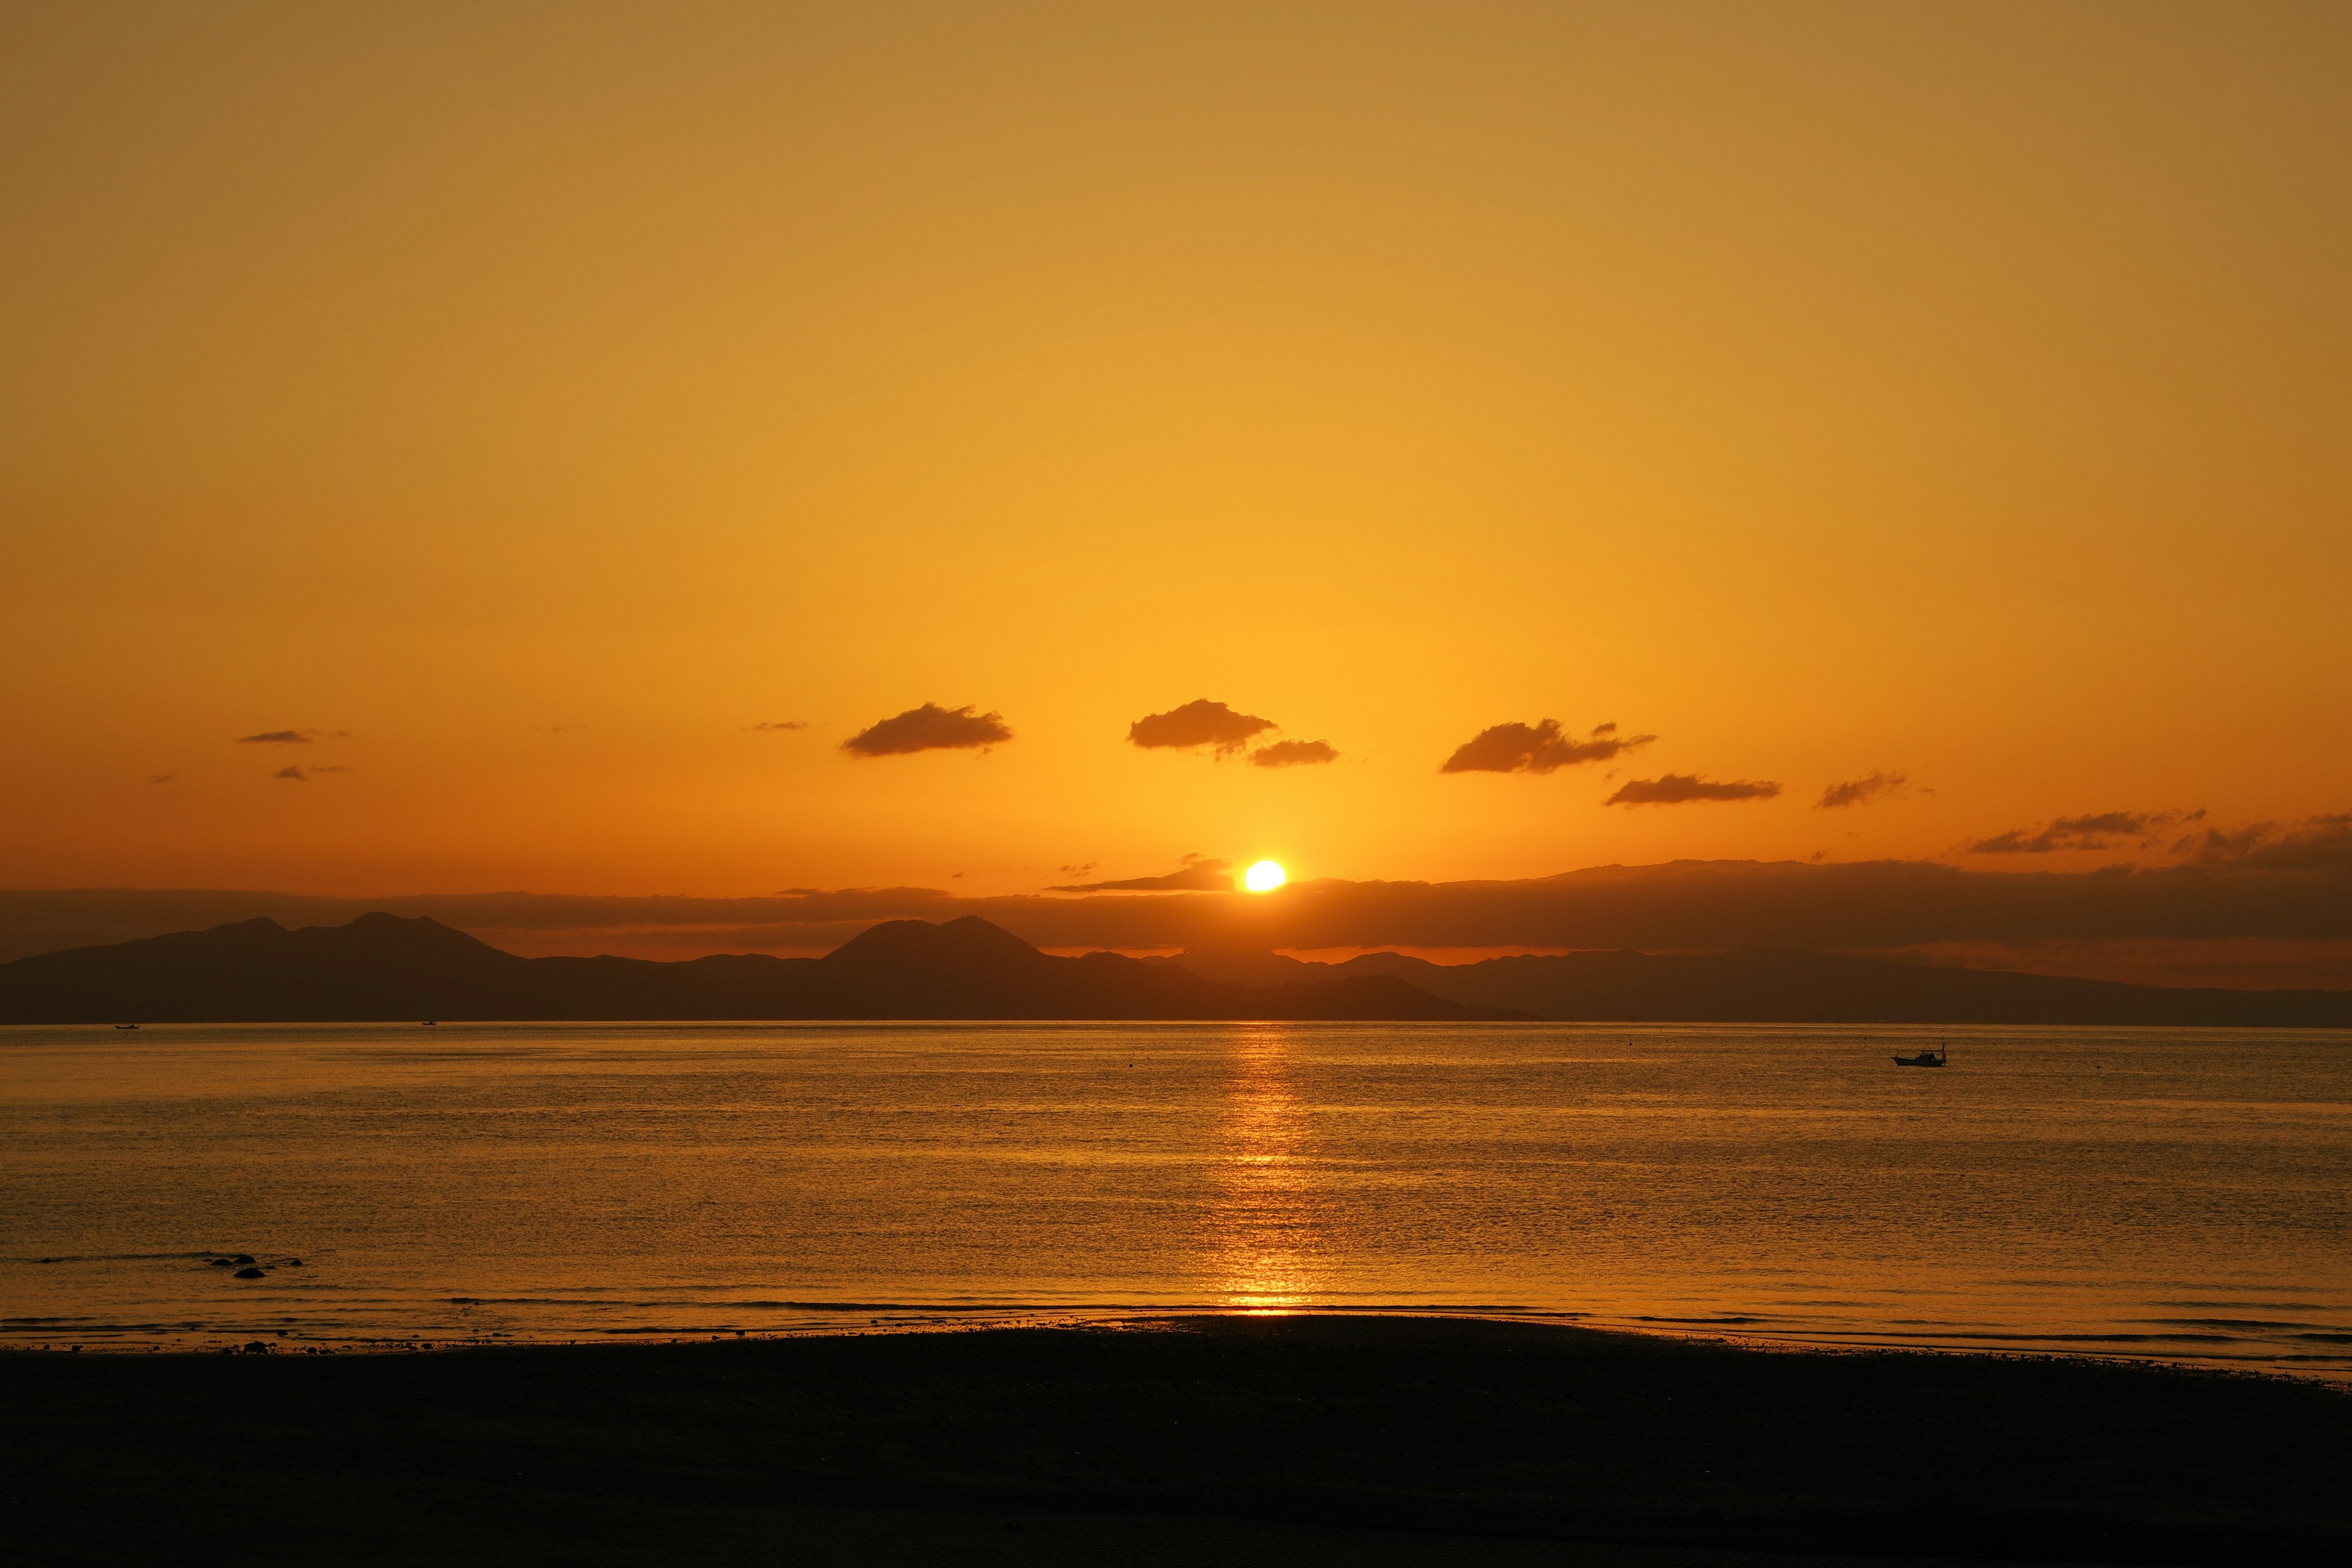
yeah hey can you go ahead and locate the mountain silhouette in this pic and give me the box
[1152,945,2352,1027]
[0,914,1521,1025]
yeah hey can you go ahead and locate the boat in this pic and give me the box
[1893,1042,1948,1068]
[421,1020,438,1027]
[115,1023,140,1030]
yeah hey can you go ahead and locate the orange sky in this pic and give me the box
[4,2,2347,908]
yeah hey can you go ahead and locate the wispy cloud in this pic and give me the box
[149,774,175,784]
[238,729,315,745]
[1249,739,1338,768]
[1050,853,1233,893]
[1967,809,2200,854]
[842,703,1012,757]
[1817,771,1907,809]
[1128,699,1276,755]
[2173,812,2351,871]
[750,721,807,732]
[273,766,308,782]
[1441,720,1653,775]
[1605,774,1782,806]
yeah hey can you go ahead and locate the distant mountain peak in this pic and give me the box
[824,916,1046,970]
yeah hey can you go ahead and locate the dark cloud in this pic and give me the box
[10,823,2351,964]
[2174,813,2352,872]
[273,767,307,782]
[1249,739,1339,768]
[1440,719,1653,775]
[1967,810,2201,855]
[1606,774,1781,806]
[750,721,807,732]
[238,730,314,745]
[1057,862,1098,878]
[841,703,1012,757]
[1127,699,1276,755]
[1049,854,1234,893]
[149,775,175,785]
[1816,771,1907,810]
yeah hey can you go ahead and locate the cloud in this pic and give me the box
[1440,719,1653,775]
[750,721,807,732]
[238,730,314,745]
[1249,739,1339,768]
[14,822,2352,966]
[1050,853,1234,893]
[1606,774,1782,806]
[1057,862,1098,878]
[1967,810,2201,855]
[1127,699,1276,755]
[1816,771,1907,809]
[841,703,1012,757]
[149,775,175,785]
[309,765,354,774]
[2174,813,2352,872]
[273,767,307,781]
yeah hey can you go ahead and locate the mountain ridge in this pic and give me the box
[5,913,2348,1026]
[0,913,1517,1025]
[1149,944,2352,1027]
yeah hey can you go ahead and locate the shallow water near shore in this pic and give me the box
[3,1020,2346,1373]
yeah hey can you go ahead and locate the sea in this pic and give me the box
[3,1021,2347,1375]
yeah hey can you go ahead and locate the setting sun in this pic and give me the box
[1243,861,1287,893]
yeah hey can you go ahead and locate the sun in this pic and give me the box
[1243,859,1286,893]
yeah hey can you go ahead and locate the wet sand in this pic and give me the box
[6,1314,2347,1566]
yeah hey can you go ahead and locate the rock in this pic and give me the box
[284,1259,304,1267]
[232,1254,255,1265]
[241,1341,270,1354]
[207,1259,233,1268]
[233,1267,266,1279]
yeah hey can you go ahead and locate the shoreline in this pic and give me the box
[7,1313,2347,1566]
[9,1303,2348,1385]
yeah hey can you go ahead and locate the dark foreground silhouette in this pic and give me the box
[0,913,1515,1024]
[8,909,2351,1025]
[4,1317,2345,1567]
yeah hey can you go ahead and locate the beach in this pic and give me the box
[7,1314,2348,1566]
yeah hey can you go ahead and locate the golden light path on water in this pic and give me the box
[1211,1027,1317,1310]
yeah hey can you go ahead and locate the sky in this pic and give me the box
[3,3,2348,978]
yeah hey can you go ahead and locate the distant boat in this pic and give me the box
[1893,1042,1948,1068]
[114,1023,140,1030]
[421,1020,438,1027]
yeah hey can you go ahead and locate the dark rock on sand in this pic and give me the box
[233,1267,265,1280]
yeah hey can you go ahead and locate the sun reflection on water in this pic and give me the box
[1207,1025,1322,1308]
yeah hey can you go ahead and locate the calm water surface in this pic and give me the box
[4,1022,2347,1373]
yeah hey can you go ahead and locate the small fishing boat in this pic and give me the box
[1893,1042,1948,1068]
[114,1023,140,1031]
[421,1020,438,1027]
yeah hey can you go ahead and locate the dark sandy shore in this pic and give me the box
[6,1315,2346,1566]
